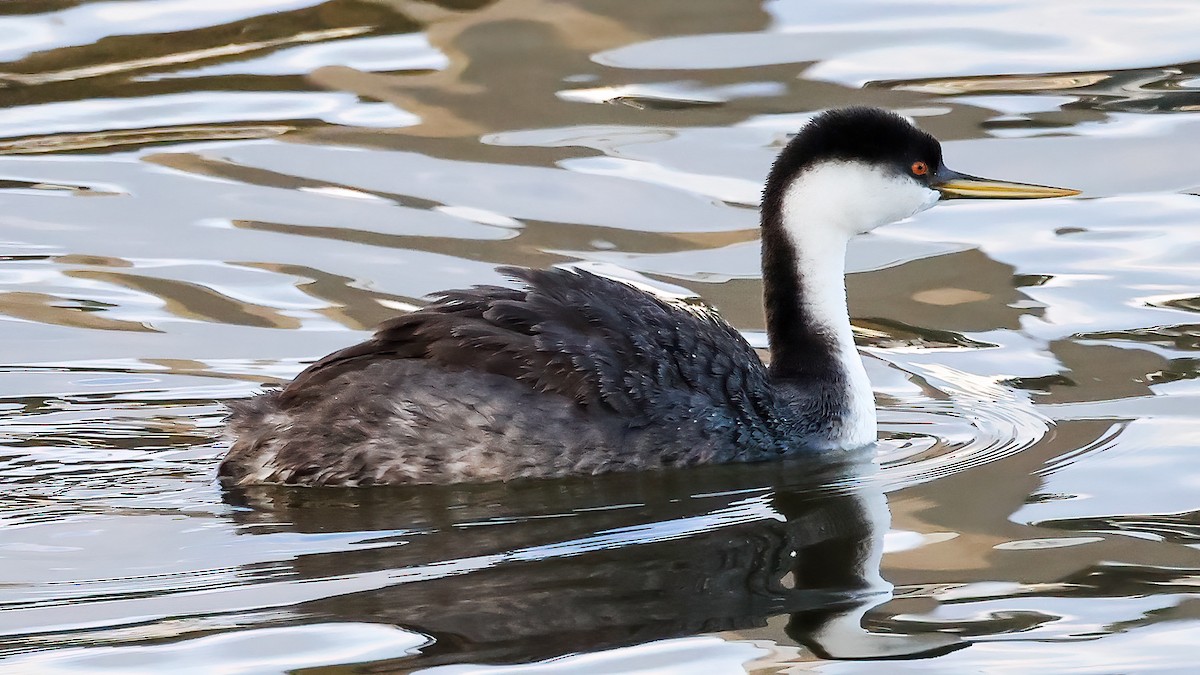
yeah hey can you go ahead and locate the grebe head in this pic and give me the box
[762,107,1079,239]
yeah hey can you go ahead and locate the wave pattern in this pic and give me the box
[3,0,1200,672]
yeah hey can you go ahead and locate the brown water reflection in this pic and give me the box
[2,0,1200,672]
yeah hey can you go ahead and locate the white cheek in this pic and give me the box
[871,177,938,228]
[914,187,940,215]
[779,162,943,237]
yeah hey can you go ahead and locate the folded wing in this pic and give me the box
[280,267,775,428]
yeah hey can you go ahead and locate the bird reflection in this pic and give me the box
[224,449,963,668]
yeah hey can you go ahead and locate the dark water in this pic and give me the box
[2,1,1200,672]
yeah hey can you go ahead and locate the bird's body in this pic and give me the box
[222,269,847,485]
[221,107,1076,487]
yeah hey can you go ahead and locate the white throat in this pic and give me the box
[779,226,875,448]
[774,162,937,447]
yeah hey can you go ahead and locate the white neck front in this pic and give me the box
[775,168,886,448]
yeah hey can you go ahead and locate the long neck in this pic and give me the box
[761,222,854,380]
[760,180,876,447]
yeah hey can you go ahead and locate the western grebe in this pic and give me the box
[220,107,1076,487]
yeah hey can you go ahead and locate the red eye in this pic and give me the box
[911,161,929,176]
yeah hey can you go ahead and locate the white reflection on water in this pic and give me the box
[4,623,429,675]
[0,0,324,61]
[597,0,1200,81]
[0,92,419,138]
[139,32,448,81]
[785,0,1200,85]
[1014,418,1200,524]
[417,637,767,675]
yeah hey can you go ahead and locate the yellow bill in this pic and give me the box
[934,168,1079,200]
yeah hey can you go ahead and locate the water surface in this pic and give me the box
[2,1,1200,672]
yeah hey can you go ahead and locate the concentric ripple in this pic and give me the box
[874,361,1052,490]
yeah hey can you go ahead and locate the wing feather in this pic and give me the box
[279,267,774,428]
